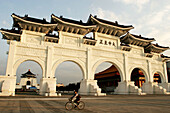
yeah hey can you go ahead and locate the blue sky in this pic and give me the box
[0,0,169,84]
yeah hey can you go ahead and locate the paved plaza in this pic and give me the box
[0,94,170,113]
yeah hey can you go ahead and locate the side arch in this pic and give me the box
[13,57,45,77]
[51,58,86,79]
[129,66,149,82]
[91,59,124,81]
[152,70,165,83]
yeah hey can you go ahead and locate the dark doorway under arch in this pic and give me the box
[95,62,121,94]
[131,68,145,88]
[153,73,161,83]
[27,81,31,85]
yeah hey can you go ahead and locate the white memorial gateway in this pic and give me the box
[0,13,169,96]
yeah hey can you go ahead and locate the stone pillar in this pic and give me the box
[142,82,157,94]
[115,81,142,95]
[114,81,135,94]
[147,60,152,82]
[114,81,130,94]
[58,31,63,44]
[94,32,99,46]
[79,79,105,96]
[6,41,16,76]
[45,46,53,78]
[20,30,26,43]
[163,62,168,83]
[0,76,16,96]
[39,46,57,96]
[123,53,128,81]
[79,48,104,96]
[39,78,57,96]
[86,47,92,80]
[114,54,135,94]
[117,37,121,49]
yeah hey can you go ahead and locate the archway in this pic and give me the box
[94,62,121,94]
[153,72,162,83]
[131,68,146,88]
[55,61,83,93]
[26,81,31,85]
[16,60,43,94]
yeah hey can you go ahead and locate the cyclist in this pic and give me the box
[65,90,85,110]
[71,90,81,106]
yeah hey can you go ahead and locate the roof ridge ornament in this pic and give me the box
[43,18,46,22]
[25,14,28,17]
[115,21,118,25]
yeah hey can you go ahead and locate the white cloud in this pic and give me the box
[124,0,149,6]
[92,8,131,24]
[121,0,149,5]
[95,8,120,21]
[156,32,170,46]
[113,0,150,12]
[147,28,159,38]
[131,4,170,53]
[146,5,170,25]
[144,5,170,50]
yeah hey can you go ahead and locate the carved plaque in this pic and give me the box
[26,34,42,44]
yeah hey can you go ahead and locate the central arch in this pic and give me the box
[92,59,124,81]
[94,62,121,93]
[52,58,86,79]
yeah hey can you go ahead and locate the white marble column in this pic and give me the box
[6,41,16,76]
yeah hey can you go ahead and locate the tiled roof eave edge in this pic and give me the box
[12,14,57,27]
[90,16,134,30]
[0,30,21,36]
[129,34,155,42]
[152,44,169,50]
[51,14,96,28]
[120,34,128,41]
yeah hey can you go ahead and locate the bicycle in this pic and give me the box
[65,98,85,110]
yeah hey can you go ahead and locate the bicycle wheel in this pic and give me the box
[65,102,73,110]
[77,101,85,110]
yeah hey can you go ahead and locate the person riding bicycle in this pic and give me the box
[71,90,81,106]
[65,90,85,110]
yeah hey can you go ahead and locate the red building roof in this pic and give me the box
[95,65,119,79]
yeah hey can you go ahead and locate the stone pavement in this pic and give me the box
[0,95,170,113]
